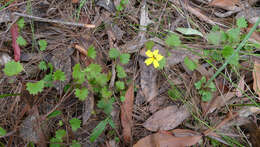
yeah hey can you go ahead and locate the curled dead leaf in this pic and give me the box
[236,75,245,97]
[253,59,260,100]
[121,83,134,143]
[203,92,236,115]
[209,0,241,11]
[134,130,201,147]
[83,91,94,125]
[143,105,190,131]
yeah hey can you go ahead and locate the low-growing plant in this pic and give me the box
[195,76,216,102]
[116,0,128,11]
[1,10,257,146]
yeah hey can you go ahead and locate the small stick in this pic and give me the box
[74,44,88,56]
[12,12,95,28]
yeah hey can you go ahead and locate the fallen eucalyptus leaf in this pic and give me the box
[143,105,190,131]
[176,27,203,37]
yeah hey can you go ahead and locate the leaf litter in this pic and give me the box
[0,0,260,146]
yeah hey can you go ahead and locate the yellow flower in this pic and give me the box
[144,49,163,68]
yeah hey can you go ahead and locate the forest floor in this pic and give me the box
[0,0,260,146]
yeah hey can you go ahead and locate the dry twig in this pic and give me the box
[12,12,95,28]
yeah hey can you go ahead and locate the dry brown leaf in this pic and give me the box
[72,0,78,3]
[220,107,260,132]
[204,111,239,136]
[243,122,260,147]
[171,129,200,137]
[121,83,134,143]
[139,57,158,102]
[19,106,48,146]
[134,131,202,147]
[209,0,240,11]
[143,105,190,131]
[253,59,260,100]
[83,91,94,125]
[203,92,236,115]
[148,96,168,113]
[236,75,245,97]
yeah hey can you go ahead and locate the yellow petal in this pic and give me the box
[155,54,163,61]
[153,50,159,56]
[145,58,154,65]
[153,60,159,68]
[145,50,153,57]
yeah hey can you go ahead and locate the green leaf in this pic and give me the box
[97,98,114,115]
[194,81,202,90]
[116,65,126,78]
[26,80,45,95]
[237,17,247,28]
[17,17,25,29]
[209,82,216,91]
[43,74,53,87]
[115,137,120,143]
[222,45,239,66]
[38,61,47,71]
[50,137,62,147]
[158,57,166,69]
[55,129,66,140]
[85,64,102,73]
[207,31,222,45]
[119,53,130,64]
[3,61,23,76]
[115,81,125,90]
[70,140,81,147]
[107,117,115,129]
[87,45,96,59]
[109,48,120,59]
[227,28,240,43]
[96,73,108,86]
[47,110,61,119]
[195,76,206,90]
[229,52,239,66]
[184,56,197,71]
[27,142,35,147]
[176,27,203,37]
[0,127,6,136]
[201,91,212,102]
[74,88,88,101]
[201,76,206,83]
[101,87,112,98]
[145,41,155,50]
[90,119,108,142]
[17,36,27,46]
[222,45,234,58]
[58,120,63,126]
[69,118,81,132]
[72,64,85,84]
[120,96,125,102]
[211,25,220,32]
[120,0,128,5]
[165,34,181,47]
[38,40,47,51]
[116,5,123,11]
[53,70,66,81]
[48,63,54,73]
